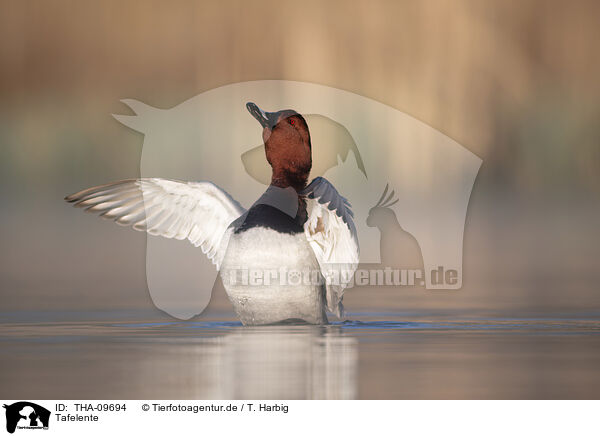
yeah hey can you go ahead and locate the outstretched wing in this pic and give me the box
[302,176,359,317]
[65,178,245,269]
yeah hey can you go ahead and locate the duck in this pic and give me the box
[65,102,359,325]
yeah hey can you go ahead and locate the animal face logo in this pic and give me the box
[366,184,399,228]
[111,80,482,319]
[3,402,50,434]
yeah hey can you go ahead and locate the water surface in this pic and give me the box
[1,311,600,399]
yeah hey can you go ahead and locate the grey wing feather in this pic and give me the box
[65,178,245,269]
[302,177,360,317]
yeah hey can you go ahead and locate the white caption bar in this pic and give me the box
[1,400,598,435]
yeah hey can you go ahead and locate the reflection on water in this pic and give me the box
[1,314,600,399]
[0,319,357,399]
[131,326,357,399]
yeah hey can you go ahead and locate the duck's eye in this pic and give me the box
[289,118,295,126]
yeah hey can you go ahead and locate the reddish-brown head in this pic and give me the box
[246,102,312,191]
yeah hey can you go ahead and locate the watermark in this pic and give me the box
[223,266,458,288]
[109,80,481,319]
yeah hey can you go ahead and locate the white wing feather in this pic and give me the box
[302,177,359,317]
[65,178,245,269]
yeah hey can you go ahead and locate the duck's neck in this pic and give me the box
[271,168,309,193]
[268,172,309,225]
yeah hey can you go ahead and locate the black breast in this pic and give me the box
[233,204,305,235]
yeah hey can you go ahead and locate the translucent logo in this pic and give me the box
[113,81,482,319]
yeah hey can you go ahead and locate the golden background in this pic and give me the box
[1,0,599,315]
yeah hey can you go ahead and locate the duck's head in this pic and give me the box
[246,102,312,191]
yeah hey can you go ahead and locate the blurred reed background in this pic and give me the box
[1,0,599,316]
